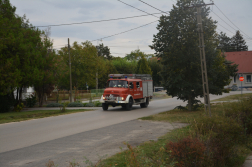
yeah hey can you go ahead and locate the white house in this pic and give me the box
[225,51,252,90]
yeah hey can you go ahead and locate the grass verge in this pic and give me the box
[212,93,252,102]
[0,109,92,124]
[96,99,252,167]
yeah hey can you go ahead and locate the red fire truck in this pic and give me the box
[100,74,153,111]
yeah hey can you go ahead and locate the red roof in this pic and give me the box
[224,51,252,73]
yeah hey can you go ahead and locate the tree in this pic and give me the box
[124,49,146,61]
[57,41,100,90]
[229,30,248,51]
[136,55,152,75]
[148,57,162,87]
[151,0,237,110]
[96,43,112,60]
[0,0,51,107]
[34,28,59,107]
[111,57,137,74]
[218,32,232,52]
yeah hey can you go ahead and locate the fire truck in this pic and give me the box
[100,74,153,111]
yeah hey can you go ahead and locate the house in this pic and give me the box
[225,51,252,90]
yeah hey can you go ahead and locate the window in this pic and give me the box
[107,80,128,88]
[129,82,134,89]
[234,76,236,83]
[246,75,251,83]
[136,82,140,88]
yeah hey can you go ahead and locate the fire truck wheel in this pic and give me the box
[126,98,133,110]
[140,97,149,108]
[102,103,108,111]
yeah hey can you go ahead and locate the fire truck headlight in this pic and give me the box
[121,97,124,101]
[103,96,105,100]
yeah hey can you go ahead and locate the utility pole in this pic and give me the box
[68,38,73,102]
[185,2,214,117]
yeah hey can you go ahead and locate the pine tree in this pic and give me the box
[230,30,248,51]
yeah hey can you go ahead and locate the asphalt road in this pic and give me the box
[0,91,251,166]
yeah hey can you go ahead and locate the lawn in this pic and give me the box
[212,93,252,102]
[0,109,92,124]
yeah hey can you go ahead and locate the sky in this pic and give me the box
[9,0,252,57]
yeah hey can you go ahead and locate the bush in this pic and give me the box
[166,136,206,167]
[0,93,14,113]
[14,103,24,112]
[85,103,95,107]
[67,102,84,107]
[225,97,252,135]
[26,94,37,107]
[94,101,102,107]
[191,116,244,166]
[46,103,63,107]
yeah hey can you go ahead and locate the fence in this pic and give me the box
[47,89,105,102]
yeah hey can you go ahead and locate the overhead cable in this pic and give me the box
[214,4,251,39]
[91,20,158,42]
[117,0,160,18]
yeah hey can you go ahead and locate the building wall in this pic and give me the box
[228,73,252,89]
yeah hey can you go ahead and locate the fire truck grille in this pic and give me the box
[105,94,119,100]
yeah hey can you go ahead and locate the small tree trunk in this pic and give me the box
[188,96,192,111]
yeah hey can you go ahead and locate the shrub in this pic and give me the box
[94,101,102,107]
[191,116,244,166]
[46,103,63,107]
[14,103,24,112]
[83,103,87,107]
[166,136,206,167]
[85,103,95,107]
[26,94,37,107]
[67,102,84,107]
[225,97,252,135]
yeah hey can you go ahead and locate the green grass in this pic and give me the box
[212,93,252,102]
[0,109,92,124]
[153,92,171,99]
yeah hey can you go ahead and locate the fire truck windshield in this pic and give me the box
[107,80,128,88]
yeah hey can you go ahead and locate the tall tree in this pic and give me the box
[57,41,100,90]
[96,43,112,60]
[218,32,232,52]
[124,49,146,61]
[148,57,162,87]
[111,57,137,74]
[136,55,152,75]
[151,0,237,110]
[230,30,248,51]
[0,0,49,107]
[34,28,59,107]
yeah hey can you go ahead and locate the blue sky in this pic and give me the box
[10,0,252,57]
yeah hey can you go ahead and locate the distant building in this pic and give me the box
[225,51,252,90]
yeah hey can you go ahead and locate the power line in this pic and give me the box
[117,0,159,18]
[214,4,251,39]
[211,10,237,32]
[138,0,169,15]
[91,20,158,42]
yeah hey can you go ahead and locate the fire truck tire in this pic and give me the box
[125,98,133,110]
[140,97,149,108]
[102,103,108,110]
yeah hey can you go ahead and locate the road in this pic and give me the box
[0,91,251,166]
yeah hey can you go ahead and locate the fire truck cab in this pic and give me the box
[100,74,153,111]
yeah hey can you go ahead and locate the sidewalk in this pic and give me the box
[242,155,252,167]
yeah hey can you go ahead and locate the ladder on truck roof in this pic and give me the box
[108,74,152,80]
